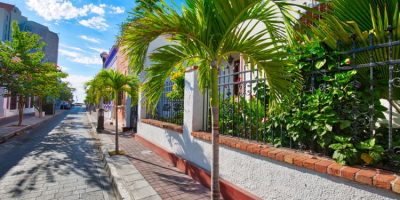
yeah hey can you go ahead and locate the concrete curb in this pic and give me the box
[86,112,162,200]
[86,112,133,200]
[0,111,66,143]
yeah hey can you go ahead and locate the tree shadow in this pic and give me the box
[164,126,211,172]
[153,171,210,195]
[0,108,112,198]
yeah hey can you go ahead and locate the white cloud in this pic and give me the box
[59,65,69,71]
[79,35,101,44]
[79,16,109,31]
[89,47,108,53]
[90,4,106,15]
[63,74,93,103]
[59,49,102,65]
[110,6,125,14]
[26,0,106,21]
[60,43,85,52]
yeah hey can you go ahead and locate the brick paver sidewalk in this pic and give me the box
[0,111,64,143]
[90,113,211,200]
[0,113,34,126]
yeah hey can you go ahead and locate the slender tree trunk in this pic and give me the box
[100,97,104,109]
[39,97,43,118]
[210,66,220,200]
[17,95,25,126]
[115,95,119,153]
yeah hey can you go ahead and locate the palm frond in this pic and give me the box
[141,44,200,111]
[122,0,300,111]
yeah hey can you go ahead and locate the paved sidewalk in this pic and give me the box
[0,108,115,200]
[88,113,211,200]
[0,110,64,143]
[0,113,34,126]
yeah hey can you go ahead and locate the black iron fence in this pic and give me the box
[202,28,400,169]
[146,80,184,125]
[203,67,270,140]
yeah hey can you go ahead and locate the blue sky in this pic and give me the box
[2,0,137,102]
[2,0,307,102]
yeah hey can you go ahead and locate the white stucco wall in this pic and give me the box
[4,108,34,117]
[137,122,399,200]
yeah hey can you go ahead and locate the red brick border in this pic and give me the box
[141,119,183,133]
[191,131,400,195]
[135,134,262,200]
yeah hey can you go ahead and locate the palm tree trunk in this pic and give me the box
[115,95,119,153]
[17,95,25,126]
[210,66,220,200]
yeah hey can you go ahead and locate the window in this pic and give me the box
[25,96,30,108]
[30,96,34,108]
[10,95,17,110]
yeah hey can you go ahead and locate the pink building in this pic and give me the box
[102,45,132,131]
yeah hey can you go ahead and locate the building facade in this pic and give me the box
[103,46,117,124]
[21,21,59,63]
[102,45,134,131]
[0,2,59,118]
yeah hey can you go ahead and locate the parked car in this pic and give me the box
[60,102,71,110]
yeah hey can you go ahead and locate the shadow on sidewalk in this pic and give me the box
[0,108,112,198]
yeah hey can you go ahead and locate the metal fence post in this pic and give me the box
[388,25,394,150]
[368,33,375,136]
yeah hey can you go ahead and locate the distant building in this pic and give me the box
[103,46,118,125]
[20,21,59,63]
[102,45,134,131]
[0,2,27,41]
[0,2,59,118]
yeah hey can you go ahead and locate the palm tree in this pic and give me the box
[85,79,104,113]
[121,0,299,198]
[95,69,139,153]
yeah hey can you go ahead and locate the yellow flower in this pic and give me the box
[344,58,351,65]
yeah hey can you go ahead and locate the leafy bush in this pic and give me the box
[218,38,394,169]
[329,136,358,165]
[166,66,185,100]
[219,96,266,140]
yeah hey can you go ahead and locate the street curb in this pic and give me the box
[0,111,66,143]
[86,112,133,200]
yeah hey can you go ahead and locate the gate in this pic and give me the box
[130,105,138,132]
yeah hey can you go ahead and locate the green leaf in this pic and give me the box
[329,143,343,150]
[325,124,333,131]
[315,59,326,69]
[369,138,376,147]
[339,120,352,129]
